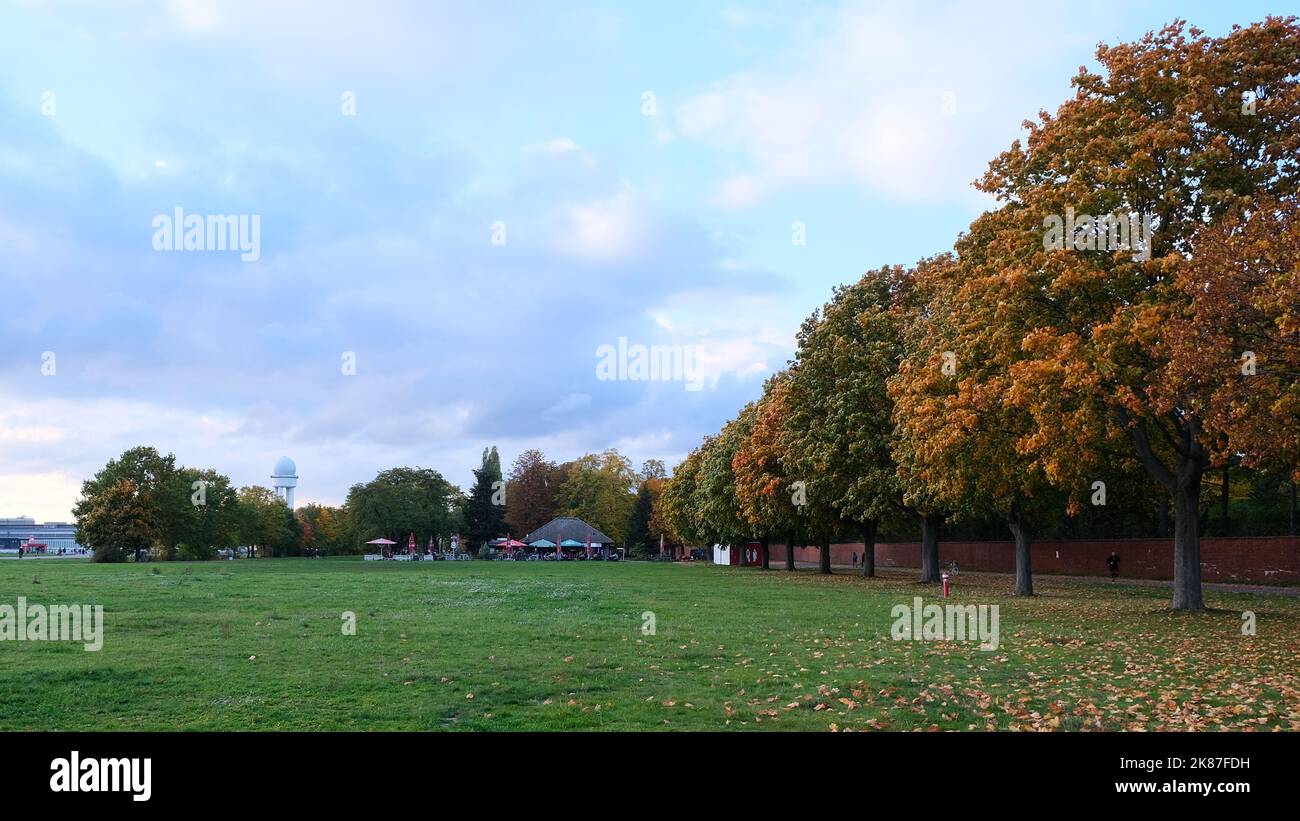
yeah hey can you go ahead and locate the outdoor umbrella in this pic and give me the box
[492,538,527,556]
[366,538,397,558]
[560,538,583,559]
[529,539,556,548]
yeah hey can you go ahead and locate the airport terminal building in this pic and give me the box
[0,518,82,551]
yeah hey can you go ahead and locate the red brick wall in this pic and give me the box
[766,537,1300,584]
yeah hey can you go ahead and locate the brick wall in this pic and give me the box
[766,537,1300,584]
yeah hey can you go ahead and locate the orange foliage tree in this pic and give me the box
[968,18,1300,610]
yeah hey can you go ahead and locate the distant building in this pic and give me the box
[0,518,81,551]
[522,517,615,551]
[272,456,298,509]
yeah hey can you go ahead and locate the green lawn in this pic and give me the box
[0,557,1296,731]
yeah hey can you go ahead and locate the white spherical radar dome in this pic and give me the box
[271,456,298,509]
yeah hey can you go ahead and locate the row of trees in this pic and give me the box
[660,18,1300,610]
[461,446,671,556]
[75,444,677,561]
[74,446,315,561]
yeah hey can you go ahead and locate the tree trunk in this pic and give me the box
[919,514,941,583]
[1124,413,1206,611]
[760,535,770,570]
[1008,520,1032,596]
[1171,471,1206,611]
[785,532,796,571]
[861,519,877,578]
[818,539,831,574]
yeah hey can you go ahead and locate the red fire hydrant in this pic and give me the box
[941,570,950,599]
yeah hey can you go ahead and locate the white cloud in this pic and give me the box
[0,391,480,519]
[643,289,796,390]
[563,187,641,261]
[675,0,1087,207]
[166,0,220,32]
[715,174,764,208]
[0,472,83,523]
[528,137,580,155]
[0,424,65,443]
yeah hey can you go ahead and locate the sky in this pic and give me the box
[0,0,1288,521]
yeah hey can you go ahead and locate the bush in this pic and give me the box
[178,543,218,561]
[90,545,128,563]
[477,545,493,561]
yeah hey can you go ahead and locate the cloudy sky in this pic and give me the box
[0,0,1276,521]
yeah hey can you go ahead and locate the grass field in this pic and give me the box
[1,558,1297,731]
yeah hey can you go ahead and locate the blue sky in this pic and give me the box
[0,0,1287,520]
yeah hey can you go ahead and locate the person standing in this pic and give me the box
[1107,551,1120,581]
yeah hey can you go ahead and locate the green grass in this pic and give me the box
[0,557,1297,731]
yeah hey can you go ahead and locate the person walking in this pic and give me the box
[851,551,858,568]
[1107,551,1120,581]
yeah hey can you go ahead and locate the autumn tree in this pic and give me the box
[73,446,242,560]
[890,253,1079,595]
[297,503,350,554]
[639,459,667,482]
[80,479,157,563]
[783,267,927,576]
[733,371,803,571]
[74,446,182,555]
[504,449,564,536]
[782,348,848,574]
[627,465,672,557]
[661,446,706,549]
[554,449,638,543]
[641,477,676,549]
[969,18,1300,609]
[693,406,757,559]
[1162,197,1300,480]
[828,265,922,578]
